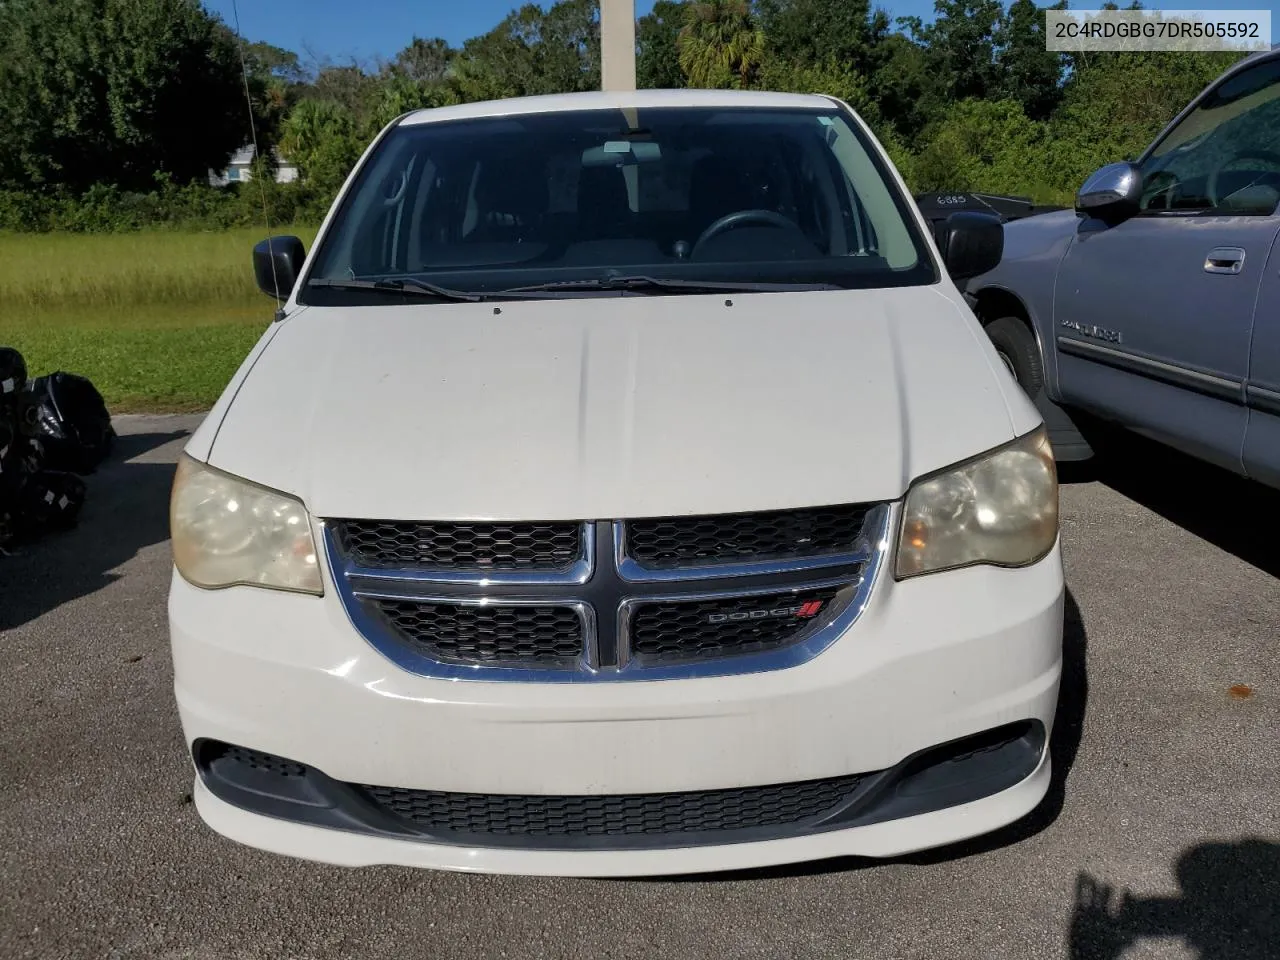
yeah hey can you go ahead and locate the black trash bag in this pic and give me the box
[0,346,25,412]
[14,469,86,533]
[0,417,19,489]
[0,418,19,519]
[20,372,114,474]
[0,421,36,502]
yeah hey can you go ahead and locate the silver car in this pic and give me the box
[968,46,1280,490]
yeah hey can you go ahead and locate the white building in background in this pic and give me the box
[209,145,299,187]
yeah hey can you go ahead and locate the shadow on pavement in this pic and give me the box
[652,587,1089,883]
[1069,839,1280,960]
[109,427,190,463]
[1064,423,1279,578]
[0,429,186,632]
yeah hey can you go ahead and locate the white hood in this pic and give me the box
[202,286,1036,521]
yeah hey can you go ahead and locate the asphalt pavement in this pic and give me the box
[1,414,1277,960]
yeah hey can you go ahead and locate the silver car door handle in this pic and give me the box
[1204,247,1246,274]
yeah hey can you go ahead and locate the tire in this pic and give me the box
[984,315,1044,396]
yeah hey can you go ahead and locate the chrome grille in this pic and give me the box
[623,505,870,570]
[333,520,582,571]
[327,503,890,682]
[368,599,585,667]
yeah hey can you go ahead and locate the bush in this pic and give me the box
[0,175,334,234]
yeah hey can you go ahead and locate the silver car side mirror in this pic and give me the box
[1075,162,1142,221]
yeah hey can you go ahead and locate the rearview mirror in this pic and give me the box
[253,235,306,302]
[936,212,1003,281]
[1075,162,1142,221]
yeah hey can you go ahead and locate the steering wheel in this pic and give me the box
[692,209,800,257]
[1207,149,1280,206]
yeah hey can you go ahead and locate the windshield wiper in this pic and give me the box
[307,277,484,302]
[503,276,841,295]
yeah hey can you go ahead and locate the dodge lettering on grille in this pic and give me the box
[707,600,825,624]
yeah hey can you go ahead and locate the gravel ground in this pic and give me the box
[1,414,1276,960]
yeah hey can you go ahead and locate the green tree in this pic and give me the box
[279,98,361,197]
[451,0,600,101]
[392,37,454,85]
[866,32,945,143]
[912,98,1052,199]
[756,0,874,69]
[307,63,380,118]
[241,41,307,86]
[756,57,879,123]
[0,0,248,192]
[1047,50,1242,192]
[678,0,765,90]
[994,0,1064,121]
[903,0,1003,103]
[637,0,687,89]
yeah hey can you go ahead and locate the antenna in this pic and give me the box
[229,0,284,318]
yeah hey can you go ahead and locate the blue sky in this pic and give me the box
[204,1,1276,65]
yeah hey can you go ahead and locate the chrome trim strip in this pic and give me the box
[323,505,893,683]
[613,504,887,582]
[330,521,595,586]
[1246,382,1280,417]
[1057,336,1244,403]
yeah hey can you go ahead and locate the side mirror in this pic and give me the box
[252,235,306,301]
[937,211,1003,282]
[1075,162,1142,221]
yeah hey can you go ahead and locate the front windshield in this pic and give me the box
[302,104,936,301]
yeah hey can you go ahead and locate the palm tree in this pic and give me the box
[677,0,765,90]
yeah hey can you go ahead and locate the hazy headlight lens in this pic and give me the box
[170,455,322,594]
[897,427,1057,578]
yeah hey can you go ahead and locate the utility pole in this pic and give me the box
[600,0,636,91]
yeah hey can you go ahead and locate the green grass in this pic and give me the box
[0,227,318,412]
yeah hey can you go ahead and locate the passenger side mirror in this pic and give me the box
[1075,162,1142,221]
[253,235,306,302]
[937,212,1003,282]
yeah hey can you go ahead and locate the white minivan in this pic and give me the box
[169,89,1063,877]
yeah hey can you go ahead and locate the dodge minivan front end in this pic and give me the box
[168,89,1063,876]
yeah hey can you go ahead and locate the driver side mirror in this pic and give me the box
[937,212,1003,282]
[253,235,306,302]
[1075,162,1142,221]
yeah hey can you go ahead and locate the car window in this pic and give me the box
[304,105,936,301]
[1139,57,1280,215]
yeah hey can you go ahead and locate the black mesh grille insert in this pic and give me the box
[624,505,870,569]
[361,774,865,837]
[219,744,306,779]
[368,600,584,666]
[628,587,841,663]
[334,520,582,571]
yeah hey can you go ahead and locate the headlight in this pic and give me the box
[170,455,322,594]
[896,427,1057,578]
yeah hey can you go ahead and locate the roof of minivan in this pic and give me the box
[399,89,837,127]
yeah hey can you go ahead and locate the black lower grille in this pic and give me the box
[361,775,865,838]
[628,587,841,664]
[368,600,583,667]
[195,722,1044,850]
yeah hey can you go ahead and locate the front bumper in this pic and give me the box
[170,543,1064,875]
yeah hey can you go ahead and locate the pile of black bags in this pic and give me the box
[0,345,115,550]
